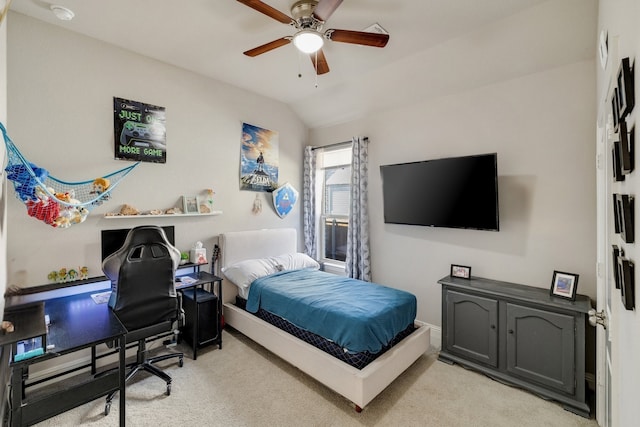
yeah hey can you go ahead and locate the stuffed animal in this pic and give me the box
[91,177,110,195]
[5,163,49,201]
[26,199,60,226]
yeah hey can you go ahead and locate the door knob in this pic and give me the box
[588,309,607,329]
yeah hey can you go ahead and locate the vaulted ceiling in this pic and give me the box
[9,0,597,128]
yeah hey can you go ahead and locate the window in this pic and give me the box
[319,146,352,264]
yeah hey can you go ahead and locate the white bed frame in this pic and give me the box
[220,228,430,410]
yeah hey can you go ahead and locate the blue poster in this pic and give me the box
[240,122,279,192]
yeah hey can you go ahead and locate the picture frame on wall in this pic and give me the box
[612,142,626,182]
[612,87,620,133]
[619,121,635,174]
[550,270,579,301]
[616,194,634,244]
[617,256,635,310]
[617,57,635,119]
[613,194,622,234]
[451,264,471,279]
[182,195,199,214]
[612,245,623,289]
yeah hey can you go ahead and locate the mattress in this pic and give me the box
[246,269,417,353]
[235,296,416,369]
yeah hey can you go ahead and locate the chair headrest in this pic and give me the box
[122,225,172,247]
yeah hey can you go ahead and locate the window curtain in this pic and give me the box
[346,136,371,281]
[303,146,318,258]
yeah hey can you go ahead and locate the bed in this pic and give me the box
[220,228,430,411]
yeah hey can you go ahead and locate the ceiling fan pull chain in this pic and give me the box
[298,49,303,78]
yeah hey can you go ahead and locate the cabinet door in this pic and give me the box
[506,303,575,394]
[445,290,498,367]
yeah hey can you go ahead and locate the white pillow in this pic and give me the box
[271,252,320,271]
[222,253,320,297]
[222,257,278,291]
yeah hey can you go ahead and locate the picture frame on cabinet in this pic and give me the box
[182,195,199,214]
[617,256,635,310]
[450,264,471,279]
[615,194,634,244]
[617,57,635,119]
[620,121,635,174]
[550,270,579,301]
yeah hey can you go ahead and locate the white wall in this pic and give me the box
[597,1,640,425]
[311,38,596,328]
[6,13,307,288]
[0,4,7,318]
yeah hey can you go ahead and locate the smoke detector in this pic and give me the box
[50,5,75,21]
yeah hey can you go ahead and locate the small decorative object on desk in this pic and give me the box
[48,266,88,283]
[180,252,189,265]
[451,264,471,279]
[190,241,207,264]
[550,270,579,301]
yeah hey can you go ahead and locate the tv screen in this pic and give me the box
[380,153,499,231]
[101,226,175,261]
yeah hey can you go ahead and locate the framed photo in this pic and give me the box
[617,256,635,310]
[616,194,634,244]
[612,142,625,182]
[182,195,199,214]
[451,264,471,279]
[617,57,635,119]
[612,245,623,289]
[612,87,620,132]
[613,194,622,233]
[550,270,579,301]
[619,121,635,174]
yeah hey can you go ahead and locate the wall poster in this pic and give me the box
[113,97,167,163]
[240,122,279,192]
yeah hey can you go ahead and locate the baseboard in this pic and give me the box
[422,321,441,353]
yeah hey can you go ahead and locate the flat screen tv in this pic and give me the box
[101,226,175,261]
[380,153,499,231]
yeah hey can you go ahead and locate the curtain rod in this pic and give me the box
[310,137,368,151]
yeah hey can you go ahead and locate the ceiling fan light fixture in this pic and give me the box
[293,30,324,54]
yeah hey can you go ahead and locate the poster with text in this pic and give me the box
[113,97,166,163]
[240,122,279,192]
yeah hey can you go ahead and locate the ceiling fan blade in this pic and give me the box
[312,0,343,22]
[310,49,330,75]
[326,29,389,47]
[243,37,291,57]
[236,0,293,24]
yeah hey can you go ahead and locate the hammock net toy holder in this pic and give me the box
[1,122,139,228]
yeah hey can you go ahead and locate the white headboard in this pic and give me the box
[219,228,298,269]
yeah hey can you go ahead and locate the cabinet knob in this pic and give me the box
[508,329,514,334]
[490,324,496,329]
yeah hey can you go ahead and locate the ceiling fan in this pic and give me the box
[237,0,390,75]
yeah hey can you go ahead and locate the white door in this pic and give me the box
[595,83,619,427]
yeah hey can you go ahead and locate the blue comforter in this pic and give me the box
[245,269,416,353]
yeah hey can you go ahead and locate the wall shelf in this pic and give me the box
[104,210,223,219]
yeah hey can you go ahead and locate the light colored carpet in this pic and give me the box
[34,328,598,426]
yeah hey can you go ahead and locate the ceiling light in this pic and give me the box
[293,30,324,54]
[50,5,75,21]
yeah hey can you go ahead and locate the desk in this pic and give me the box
[7,291,127,426]
[175,271,222,360]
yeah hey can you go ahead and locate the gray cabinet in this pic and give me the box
[438,275,591,417]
